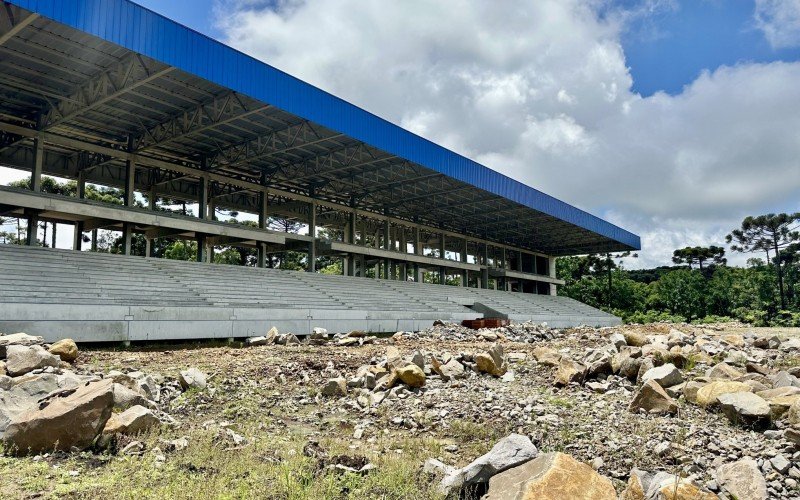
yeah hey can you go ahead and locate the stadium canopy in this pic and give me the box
[0,0,640,256]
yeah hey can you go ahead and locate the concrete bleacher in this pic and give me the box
[0,245,620,342]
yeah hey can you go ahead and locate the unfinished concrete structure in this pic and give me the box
[0,0,640,340]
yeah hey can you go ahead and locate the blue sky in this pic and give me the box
[134,0,800,96]
[15,0,791,267]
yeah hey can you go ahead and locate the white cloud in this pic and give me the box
[213,0,800,268]
[755,0,800,48]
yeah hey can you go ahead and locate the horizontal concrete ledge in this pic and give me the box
[0,186,287,245]
[327,241,483,272]
[489,268,565,286]
[0,303,482,342]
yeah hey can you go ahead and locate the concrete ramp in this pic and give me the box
[0,245,619,342]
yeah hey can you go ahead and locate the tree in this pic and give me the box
[672,246,726,272]
[727,213,800,310]
[655,269,705,321]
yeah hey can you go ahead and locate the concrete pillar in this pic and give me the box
[346,211,356,276]
[50,223,57,249]
[145,185,156,257]
[91,229,98,251]
[257,191,267,268]
[382,218,390,279]
[196,234,206,263]
[122,222,133,256]
[518,251,524,272]
[122,156,136,255]
[307,201,316,272]
[481,243,489,289]
[198,176,208,220]
[460,239,468,287]
[73,171,86,251]
[413,263,422,283]
[30,135,43,192]
[26,136,44,246]
[548,256,557,296]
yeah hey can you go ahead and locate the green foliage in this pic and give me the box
[672,245,726,271]
[654,269,705,320]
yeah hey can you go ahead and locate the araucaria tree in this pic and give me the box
[672,246,726,271]
[726,213,800,310]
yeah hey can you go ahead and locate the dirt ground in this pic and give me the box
[1,323,798,499]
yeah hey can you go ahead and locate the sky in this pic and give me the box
[4,0,800,268]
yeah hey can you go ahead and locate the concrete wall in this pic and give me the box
[0,303,481,342]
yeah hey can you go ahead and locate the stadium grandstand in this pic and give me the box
[0,0,640,341]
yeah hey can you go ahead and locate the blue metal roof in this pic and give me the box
[7,0,640,252]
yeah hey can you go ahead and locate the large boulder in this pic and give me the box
[620,469,652,500]
[623,331,648,347]
[717,392,771,429]
[178,367,207,391]
[695,380,751,407]
[766,394,800,420]
[641,363,683,388]
[0,333,44,358]
[440,433,537,496]
[485,452,616,500]
[715,458,767,500]
[629,380,678,414]
[432,357,465,381]
[532,347,562,367]
[0,373,61,434]
[2,379,114,455]
[102,405,159,437]
[48,339,78,363]
[707,362,744,380]
[646,472,716,499]
[395,364,425,388]
[112,383,155,411]
[784,398,800,425]
[475,344,507,377]
[5,345,60,377]
[321,377,347,397]
[554,358,587,387]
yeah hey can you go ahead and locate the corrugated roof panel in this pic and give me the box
[7,0,640,252]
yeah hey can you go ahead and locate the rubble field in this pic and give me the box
[1,322,799,499]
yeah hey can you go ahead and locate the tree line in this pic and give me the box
[557,213,800,326]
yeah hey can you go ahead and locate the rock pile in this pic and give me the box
[0,331,206,457]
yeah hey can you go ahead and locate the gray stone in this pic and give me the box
[439,433,538,496]
[5,345,60,377]
[716,458,768,500]
[112,383,155,411]
[608,333,627,350]
[178,367,207,391]
[770,454,791,474]
[245,336,269,346]
[717,391,771,429]
[102,405,160,438]
[0,333,44,358]
[641,363,683,388]
[321,377,347,397]
[2,379,114,455]
[629,379,678,414]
